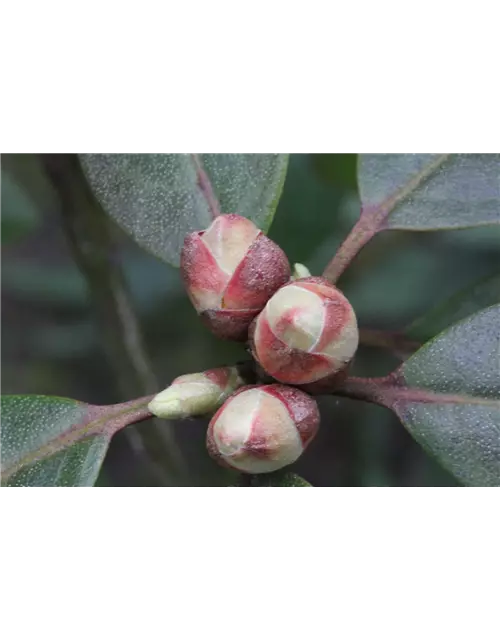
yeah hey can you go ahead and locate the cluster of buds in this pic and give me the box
[149,214,360,475]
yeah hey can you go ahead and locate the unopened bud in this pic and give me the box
[148,367,244,419]
[292,263,311,279]
[207,384,320,474]
[249,276,359,390]
[181,214,290,341]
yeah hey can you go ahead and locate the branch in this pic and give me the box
[322,211,378,284]
[40,154,187,484]
[333,375,393,408]
[333,374,499,409]
[322,154,450,284]
[359,328,421,360]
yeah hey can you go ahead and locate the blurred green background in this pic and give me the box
[3,154,500,486]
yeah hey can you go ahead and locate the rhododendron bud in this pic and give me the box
[250,276,359,389]
[148,366,244,419]
[181,214,290,341]
[207,384,319,473]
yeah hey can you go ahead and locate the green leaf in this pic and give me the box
[250,472,312,487]
[358,154,500,230]
[406,272,500,342]
[7,436,111,487]
[1,394,151,487]
[79,154,289,266]
[394,305,500,486]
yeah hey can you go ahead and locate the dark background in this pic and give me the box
[3,154,500,486]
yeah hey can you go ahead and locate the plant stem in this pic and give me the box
[322,212,378,283]
[40,154,187,484]
[101,395,156,434]
[359,329,421,359]
[333,373,496,408]
[333,375,393,408]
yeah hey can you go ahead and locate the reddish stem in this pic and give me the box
[322,211,378,284]
[333,374,496,409]
[191,154,221,219]
[359,328,421,359]
[333,375,394,408]
[96,395,156,435]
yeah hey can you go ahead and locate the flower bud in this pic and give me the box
[207,384,319,473]
[148,366,244,419]
[291,263,311,279]
[181,214,291,341]
[249,276,359,389]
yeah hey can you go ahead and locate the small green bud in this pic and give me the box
[148,366,244,419]
[292,263,311,279]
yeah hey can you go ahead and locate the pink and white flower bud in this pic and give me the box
[249,277,359,389]
[181,214,291,341]
[207,384,319,474]
[148,367,244,419]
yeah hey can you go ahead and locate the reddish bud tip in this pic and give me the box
[181,214,290,341]
[207,384,320,473]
